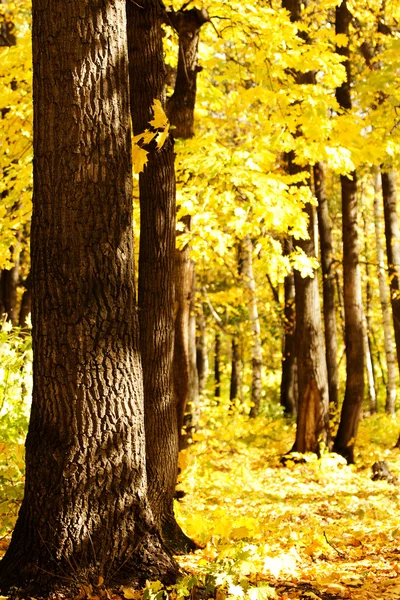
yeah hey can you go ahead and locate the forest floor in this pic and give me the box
[174,406,400,600]
[1,406,400,600]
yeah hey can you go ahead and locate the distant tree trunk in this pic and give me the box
[314,163,339,410]
[230,337,242,405]
[196,302,208,395]
[127,0,195,554]
[333,0,364,464]
[167,6,209,441]
[19,272,31,328]
[214,332,221,399]
[381,169,400,375]
[362,204,377,413]
[280,238,297,417]
[240,235,263,417]
[0,0,178,592]
[0,245,19,324]
[373,174,397,414]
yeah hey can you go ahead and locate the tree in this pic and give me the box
[126,0,195,554]
[0,0,178,592]
[333,0,364,464]
[280,238,297,418]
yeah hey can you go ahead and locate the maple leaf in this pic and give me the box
[132,144,148,174]
[149,99,169,129]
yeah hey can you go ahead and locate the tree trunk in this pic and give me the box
[19,272,31,328]
[167,6,209,442]
[214,332,221,399]
[333,0,364,464]
[292,198,330,453]
[0,0,178,593]
[381,169,400,375]
[230,337,242,405]
[362,203,377,413]
[126,0,195,554]
[280,238,298,417]
[314,163,339,410]
[0,244,19,325]
[196,302,208,395]
[240,235,263,417]
[373,174,397,414]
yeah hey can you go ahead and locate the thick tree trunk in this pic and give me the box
[333,0,364,464]
[214,332,221,399]
[240,235,263,417]
[373,174,397,414]
[381,169,400,375]
[127,0,195,554]
[230,337,242,405]
[314,163,339,410]
[280,238,298,417]
[0,0,178,593]
[167,6,209,441]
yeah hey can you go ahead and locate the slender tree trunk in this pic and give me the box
[0,0,178,592]
[214,332,221,399]
[167,6,209,441]
[0,244,19,325]
[230,337,242,405]
[373,174,397,414]
[127,0,195,554]
[280,238,297,417]
[381,169,400,374]
[19,272,31,328]
[240,235,263,417]
[362,204,377,413]
[196,302,208,395]
[314,163,339,410]
[333,0,364,464]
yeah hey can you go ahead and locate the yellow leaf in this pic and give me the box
[132,144,148,174]
[156,124,170,149]
[149,99,169,129]
[121,587,141,599]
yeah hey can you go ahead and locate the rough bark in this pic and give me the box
[381,169,400,377]
[240,235,263,417]
[0,0,178,593]
[314,163,339,410]
[280,238,298,417]
[126,0,195,555]
[167,6,209,442]
[373,174,397,414]
[333,0,364,464]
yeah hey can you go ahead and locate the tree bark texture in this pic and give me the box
[167,7,208,442]
[240,235,263,417]
[381,169,400,377]
[280,238,298,417]
[314,163,339,410]
[373,174,397,414]
[333,1,364,464]
[0,0,178,593]
[127,0,195,554]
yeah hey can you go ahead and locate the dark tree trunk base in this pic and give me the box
[162,514,199,555]
[0,531,179,597]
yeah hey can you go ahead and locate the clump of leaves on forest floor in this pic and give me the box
[171,403,400,600]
